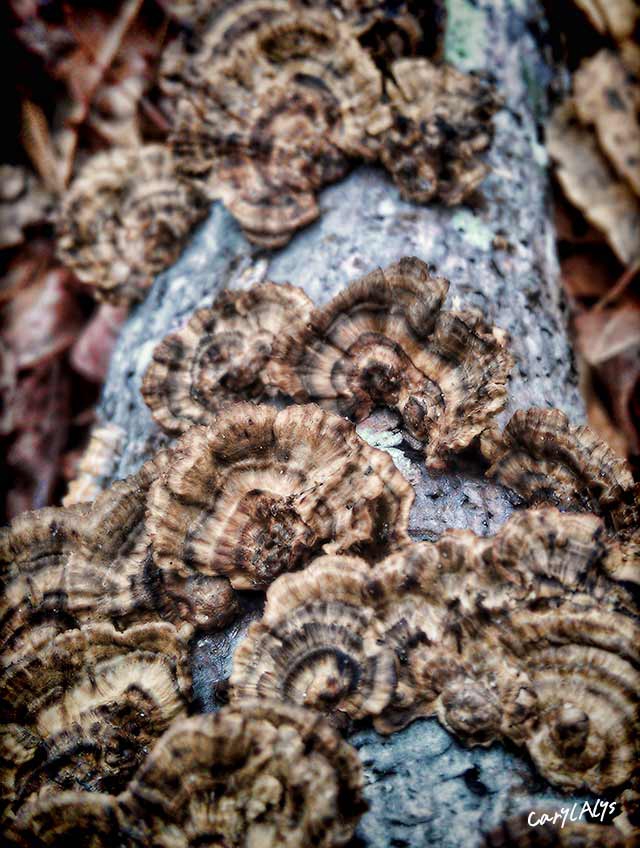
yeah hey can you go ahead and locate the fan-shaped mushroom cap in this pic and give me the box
[147,404,413,590]
[62,423,125,507]
[484,409,639,528]
[0,621,191,812]
[57,145,209,303]
[379,58,501,204]
[8,791,125,848]
[66,451,238,631]
[169,4,389,246]
[230,557,395,724]
[0,504,88,668]
[231,506,639,791]
[121,699,366,848]
[142,282,313,434]
[603,528,640,588]
[495,605,640,792]
[267,257,513,468]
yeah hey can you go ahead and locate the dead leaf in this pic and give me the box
[547,100,640,265]
[0,340,17,436]
[573,0,639,41]
[21,100,64,192]
[70,302,127,382]
[561,250,618,300]
[574,50,640,197]
[3,266,85,370]
[4,361,71,516]
[574,305,640,365]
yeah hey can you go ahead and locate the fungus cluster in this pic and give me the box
[1,392,411,833]
[164,0,500,246]
[231,505,640,793]
[7,701,364,848]
[147,403,413,591]
[56,145,209,303]
[4,242,640,842]
[143,257,514,469]
[482,407,640,533]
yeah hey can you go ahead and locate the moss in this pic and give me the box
[445,0,487,71]
[451,209,494,250]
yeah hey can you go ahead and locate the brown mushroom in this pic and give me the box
[120,699,366,848]
[301,1,447,68]
[169,3,390,246]
[484,408,639,529]
[0,621,191,814]
[230,505,639,792]
[57,145,209,303]
[8,791,125,848]
[267,257,513,468]
[494,605,640,792]
[230,557,396,725]
[379,58,502,204]
[147,403,413,591]
[0,504,88,670]
[142,282,313,434]
[62,423,125,507]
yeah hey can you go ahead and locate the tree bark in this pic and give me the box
[97,1,587,844]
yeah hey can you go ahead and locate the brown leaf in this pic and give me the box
[573,0,639,41]
[70,302,127,382]
[574,50,640,197]
[5,361,71,516]
[3,266,85,370]
[574,305,640,366]
[20,100,64,192]
[547,100,640,265]
[0,340,17,436]
[561,250,618,300]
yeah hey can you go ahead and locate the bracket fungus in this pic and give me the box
[230,557,396,725]
[147,403,413,591]
[380,58,502,205]
[142,282,313,434]
[483,408,639,529]
[230,505,640,793]
[165,2,498,245]
[57,145,209,303]
[8,791,126,848]
[0,621,191,817]
[169,3,388,247]
[267,257,513,468]
[120,700,366,848]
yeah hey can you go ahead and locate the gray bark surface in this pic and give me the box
[96,1,588,844]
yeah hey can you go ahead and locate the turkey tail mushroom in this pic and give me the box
[230,506,640,793]
[230,557,396,726]
[0,621,191,817]
[483,408,639,529]
[169,3,389,246]
[57,145,209,303]
[146,403,413,591]
[267,257,513,468]
[120,700,366,848]
[141,282,313,434]
[380,58,502,205]
[7,792,126,848]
